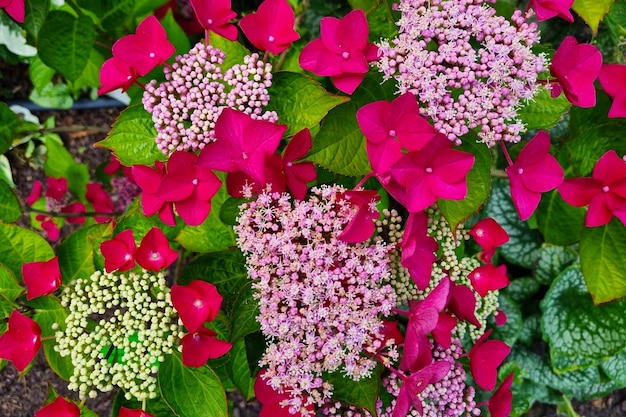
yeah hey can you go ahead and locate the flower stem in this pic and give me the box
[354,172,375,190]
[499,140,514,166]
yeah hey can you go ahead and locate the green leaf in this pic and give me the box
[226,338,255,400]
[266,71,349,136]
[0,102,20,155]
[535,245,577,286]
[24,0,50,39]
[572,0,615,34]
[210,33,250,70]
[348,0,399,40]
[503,276,541,304]
[541,266,626,373]
[230,281,260,342]
[29,55,56,94]
[438,135,491,231]
[176,181,237,253]
[491,293,523,347]
[159,351,228,417]
[324,365,381,416]
[579,218,626,304]
[483,178,542,268]
[112,389,176,417]
[100,0,135,33]
[0,264,23,301]
[97,104,166,166]
[600,349,626,387]
[29,82,74,109]
[38,11,96,81]
[219,197,245,226]
[43,136,90,199]
[160,8,191,55]
[0,155,15,187]
[27,296,75,380]
[306,72,396,176]
[71,48,105,94]
[535,189,585,246]
[57,223,112,285]
[0,223,54,279]
[0,178,21,222]
[517,87,570,131]
[180,250,248,314]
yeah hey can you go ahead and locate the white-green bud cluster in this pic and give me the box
[54,269,182,401]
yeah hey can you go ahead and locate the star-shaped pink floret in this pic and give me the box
[550,36,602,108]
[558,150,626,227]
[239,0,300,55]
[21,257,62,300]
[529,0,574,22]
[598,64,626,118]
[197,108,287,189]
[181,326,232,367]
[190,0,238,41]
[100,229,137,272]
[505,130,564,221]
[35,396,80,417]
[400,211,439,290]
[171,280,223,333]
[0,0,24,23]
[469,329,511,391]
[0,310,42,371]
[134,227,178,272]
[390,134,474,212]
[283,129,316,200]
[132,161,176,226]
[158,151,222,226]
[299,9,379,94]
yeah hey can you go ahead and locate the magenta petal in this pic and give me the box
[469,331,511,391]
[586,195,614,227]
[0,310,42,371]
[489,372,515,417]
[331,72,366,95]
[22,257,61,300]
[171,286,209,332]
[134,227,178,271]
[468,264,509,297]
[3,0,24,23]
[100,229,136,272]
[448,283,480,327]
[181,327,232,367]
[35,396,80,417]
[336,9,368,52]
[175,193,213,226]
[506,167,542,221]
[558,177,600,207]
[26,180,43,206]
[592,150,626,185]
[98,57,136,95]
[470,218,509,251]
[119,407,154,417]
[239,0,299,55]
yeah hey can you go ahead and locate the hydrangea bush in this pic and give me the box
[1,0,626,416]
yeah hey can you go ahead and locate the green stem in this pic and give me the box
[29,207,118,219]
[557,395,580,417]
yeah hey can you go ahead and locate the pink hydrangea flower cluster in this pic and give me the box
[378,339,480,417]
[377,0,546,146]
[142,42,278,154]
[235,185,396,412]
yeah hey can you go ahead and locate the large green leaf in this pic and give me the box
[29,83,74,110]
[210,33,251,71]
[517,87,570,131]
[0,179,21,223]
[601,349,626,387]
[226,338,255,400]
[348,0,399,40]
[483,178,542,268]
[24,0,50,39]
[266,71,349,136]
[0,102,20,155]
[27,296,75,380]
[572,0,615,34]
[0,223,54,279]
[43,136,90,200]
[159,351,228,417]
[541,266,626,373]
[438,136,492,231]
[57,223,112,285]
[97,104,166,166]
[535,189,585,246]
[159,8,191,55]
[491,293,523,347]
[306,72,397,176]
[579,218,626,304]
[38,11,96,82]
[324,365,381,416]
[0,264,22,301]
[535,244,577,286]
[229,281,260,342]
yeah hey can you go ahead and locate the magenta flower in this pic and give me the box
[529,0,574,22]
[26,180,43,206]
[468,263,509,297]
[190,0,238,41]
[35,215,60,241]
[157,151,222,226]
[0,310,42,371]
[197,109,287,188]
[0,0,24,23]
[448,281,480,327]
[226,153,287,198]
[21,257,61,300]
[390,134,474,212]
[35,396,80,417]
[400,211,439,290]
[61,202,86,225]
[171,280,223,333]
[299,9,379,94]
[100,229,137,272]
[132,161,176,226]
[505,130,564,221]
[550,36,602,108]
[254,370,315,417]
[338,189,380,243]
[489,372,514,417]
[119,407,154,417]
[432,313,457,349]
[86,182,115,223]
[469,329,511,391]
[45,177,68,202]
[558,150,626,227]
[392,360,451,417]
[469,217,509,263]
[134,227,178,271]
[283,129,316,200]
[181,326,232,367]
[598,64,626,118]
[98,57,138,95]
[239,0,300,55]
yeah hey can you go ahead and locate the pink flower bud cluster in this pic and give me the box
[378,338,480,417]
[377,0,546,146]
[142,42,278,154]
[235,185,396,412]
[110,176,140,213]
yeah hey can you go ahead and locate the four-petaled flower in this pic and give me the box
[100,229,137,272]
[132,161,176,226]
[550,36,602,108]
[505,130,564,221]
[190,0,238,41]
[529,0,574,22]
[239,0,300,55]
[181,325,232,367]
[21,257,62,300]
[558,150,626,227]
[34,396,80,417]
[299,9,379,94]
[0,310,42,371]
[134,227,178,271]
[469,329,511,391]
[171,280,223,333]
[598,64,626,118]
